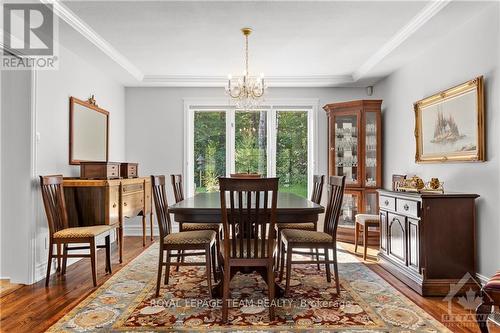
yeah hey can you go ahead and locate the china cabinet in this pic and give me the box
[324,100,382,244]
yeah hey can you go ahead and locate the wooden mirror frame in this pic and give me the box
[69,96,109,165]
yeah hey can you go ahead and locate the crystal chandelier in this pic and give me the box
[226,28,266,110]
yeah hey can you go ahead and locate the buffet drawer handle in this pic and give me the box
[124,202,127,207]
[112,203,117,208]
[403,204,409,211]
[384,200,389,206]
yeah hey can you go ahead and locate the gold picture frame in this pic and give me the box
[414,76,485,163]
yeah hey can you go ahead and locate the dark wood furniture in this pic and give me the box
[275,175,324,272]
[279,176,345,296]
[151,176,217,298]
[69,97,109,165]
[230,173,262,178]
[476,270,500,333]
[40,175,113,287]
[354,214,379,261]
[378,189,479,296]
[63,177,154,263]
[168,192,324,225]
[218,177,279,322]
[170,174,221,271]
[120,163,138,178]
[80,161,120,179]
[324,100,382,245]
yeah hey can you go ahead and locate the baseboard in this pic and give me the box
[123,225,160,237]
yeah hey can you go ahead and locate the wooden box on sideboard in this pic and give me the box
[120,163,139,178]
[80,162,121,179]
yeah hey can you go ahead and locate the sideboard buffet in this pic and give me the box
[378,189,479,296]
[63,177,153,263]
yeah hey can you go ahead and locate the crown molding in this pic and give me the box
[140,74,354,87]
[352,0,451,81]
[40,0,143,81]
[39,0,450,87]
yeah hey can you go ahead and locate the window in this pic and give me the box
[185,100,317,198]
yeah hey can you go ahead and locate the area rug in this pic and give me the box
[47,243,450,332]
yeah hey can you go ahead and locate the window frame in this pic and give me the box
[184,98,319,198]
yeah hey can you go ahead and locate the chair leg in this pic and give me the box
[61,244,68,275]
[315,248,320,271]
[363,224,368,261]
[222,265,230,323]
[150,213,154,241]
[156,247,164,297]
[205,245,212,298]
[164,250,171,285]
[354,222,359,254]
[142,215,146,246]
[176,250,182,271]
[279,242,286,282]
[56,243,61,273]
[105,235,112,274]
[211,244,218,283]
[476,302,491,333]
[45,241,53,287]
[275,229,281,272]
[332,247,340,294]
[325,247,331,283]
[267,266,275,321]
[90,238,97,287]
[285,246,292,296]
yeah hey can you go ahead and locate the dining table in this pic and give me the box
[168,191,325,297]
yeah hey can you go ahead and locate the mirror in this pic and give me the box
[69,96,109,165]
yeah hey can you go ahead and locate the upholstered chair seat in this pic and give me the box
[281,229,333,243]
[355,214,380,225]
[182,223,221,232]
[53,225,113,239]
[163,230,216,245]
[277,223,315,230]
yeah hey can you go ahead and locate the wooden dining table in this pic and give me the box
[168,191,325,297]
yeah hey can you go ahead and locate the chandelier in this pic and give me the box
[226,27,266,110]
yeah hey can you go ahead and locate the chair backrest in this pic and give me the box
[323,176,346,239]
[40,175,69,237]
[311,175,325,204]
[152,175,172,240]
[230,173,262,179]
[170,174,184,203]
[392,174,407,191]
[219,177,278,260]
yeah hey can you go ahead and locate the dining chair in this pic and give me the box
[170,174,221,271]
[40,175,113,287]
[219,177,279,323]
[279,175,345,296]
[152,175,217,297]
[276,175,324,272]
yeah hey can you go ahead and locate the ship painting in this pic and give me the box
[430,111,466,144]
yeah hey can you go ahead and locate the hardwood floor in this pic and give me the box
[0,237,154,333]
[1,236,498,333]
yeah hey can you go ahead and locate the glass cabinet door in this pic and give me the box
[333,113,360,186]
[364,111,379,187]
[339,190,361,228]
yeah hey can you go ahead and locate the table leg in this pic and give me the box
[119,222,123,263]
[150,212,154,241]
[142,215,146,246]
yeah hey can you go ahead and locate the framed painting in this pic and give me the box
[414,76,485,163]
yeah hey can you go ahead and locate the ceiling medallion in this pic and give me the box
[226,27,266,110]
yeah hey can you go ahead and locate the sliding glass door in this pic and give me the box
[188,104,315,198]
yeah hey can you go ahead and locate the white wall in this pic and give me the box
[1,70,33,283]
[374,3,500,278]
[0,40,126,283]
[124,87,369,233]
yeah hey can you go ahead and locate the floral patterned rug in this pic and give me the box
[47,243,450,332]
